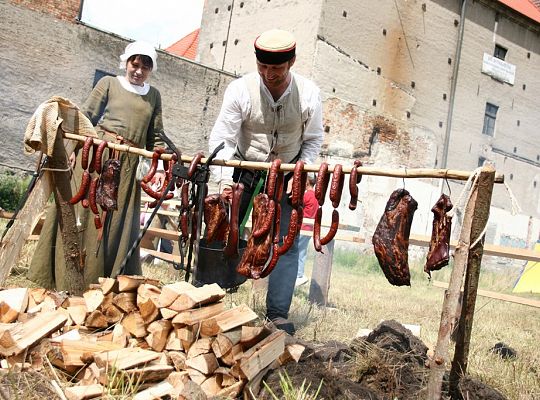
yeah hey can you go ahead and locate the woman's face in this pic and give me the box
[125,56,152,86]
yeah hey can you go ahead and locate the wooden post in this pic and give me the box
[426,167,487,399]
[449,166,495,394]
[308,239,334,306]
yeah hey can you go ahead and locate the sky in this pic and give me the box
[81,0,204,49]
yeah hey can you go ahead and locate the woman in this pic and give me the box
[29,41,166,290]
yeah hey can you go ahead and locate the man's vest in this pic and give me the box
[234,74,305,164]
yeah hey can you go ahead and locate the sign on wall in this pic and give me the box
[481,53,516,85]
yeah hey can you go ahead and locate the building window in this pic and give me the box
[494,44,507,60]
[482,102,498,136]
[478,156,486,167]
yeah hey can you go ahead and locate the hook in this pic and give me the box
[402,167,407,189]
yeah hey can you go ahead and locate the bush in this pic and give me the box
[0,171,31,212]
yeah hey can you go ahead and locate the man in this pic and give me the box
[209,29,324,335]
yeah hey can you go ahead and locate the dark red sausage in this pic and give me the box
[166,155,177,183]
[296,205,304,235]
[329,164,344,208]
[277,209,299,256]
[89,177,99,215]
[349,160,362,210]
[88,144,97,173]
[143,148,165,183]
[315,162,329,206]
[291,161,305,207]
[320,209,339,245]
[81,137,94,170]
[253,199,275,238]
[141,181,173,200]
[275,171,285,202]
[266,159,282,199]
[69,170,91,205]
[82,199,89,209]
[181,183,190,209]
[188,152,204,178]
[224,183,244,258]
[180,210,189,237]
[260,244,280,278]
[94,140,108,174]
[313,207,323,252]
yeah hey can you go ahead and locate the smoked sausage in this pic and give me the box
[329,164,344,208]
[81,137,94,170]
[69,170,91,205]
[315,162,329,206]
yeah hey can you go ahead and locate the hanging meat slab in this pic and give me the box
[204,194,229,243]
[372,188,418,286]
[425,193,453,277]
[96,159,121,211]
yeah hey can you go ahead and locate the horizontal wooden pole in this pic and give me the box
[63,132,504,183]
[431,280,540,309]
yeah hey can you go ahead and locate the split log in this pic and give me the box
[200,374,222,396]
[113,292,137,313]
[121,312,147,338]
[239,330,286,380]
[145,320,172,352]
[172,301,225,326]
[98,277,118,295]
[82,289,104,313]
[241,325,271,349]
[211,328,242,358]
[116,275,159,293]
[67,305,88,326]
[132,380,174,400]
[167,351,187,371]
[121,364,174,384]
[84,310,108,329]
[139,298,160,325]
[185,352,219,375]
[64,383,104,400]
[57,339,124,367]
[158,282,195,308]
[168,283,225,312]
[94,347,160,370]
[165,329,183,351]
[200,305,257,336]
[0,288,29,323]
[187,337,213,359]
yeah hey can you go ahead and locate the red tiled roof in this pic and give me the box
[496,0,540,24]
[166,29,199,60]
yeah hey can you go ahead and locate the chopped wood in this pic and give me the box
[219,343,243,367]
[239,330,286,380]
[137,283,161,307]
[64,383,104,400]
[111,323,129,347]
[278,343,305,364]
[241,325,271,349]
[200,374,222,396]
[214,367,237,387]
[78,362,101,385]
[98,277,118,295]
[138,298,159,325]
[28,288,47,309]
[121,312,147,338]
[0,310,67,357]
[145,320,172,352]
[166,370,189,389]
[172,301,225,326]
[82,289,104,313]
[116,275,160,293]
[212,328,241,358]
[216,379,245,398]
[58,340,124,367]
[178,379,207,399]
[185,352,219,375]
[121,364,174,383]
[0,288,29,323]
[132,380,174,400]
[168,283,225,312]
[159,307,178,320]
[242,360,280,397]
[94,347,160,370]
[84,310,108,329]
[165,329,183,351]
[157,282,195,308]
[187,337,213,359]
[67,305,88,326]
[113,292,137,313]
[101,304,123,324]
[167,351,187,371]
[187,367,208,385]
[62,296,86,308]
[200,304,257,336]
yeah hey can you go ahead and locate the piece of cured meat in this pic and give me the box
[372,188,418,286]
[96,159,121,211]
[425,194,453,277]
[204,194,229,243]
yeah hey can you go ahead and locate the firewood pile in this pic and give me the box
[0,276,304,399]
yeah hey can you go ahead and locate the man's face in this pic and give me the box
[257,58,294,89]
[126,56,152,86]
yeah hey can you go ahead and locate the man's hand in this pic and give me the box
[68,152,76,169]
[286,178,293,198]
[151,171,166,190]
[221,185,233,202]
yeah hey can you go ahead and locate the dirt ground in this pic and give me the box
[257,320,507,400]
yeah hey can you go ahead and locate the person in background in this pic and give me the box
[209,29,324,335]
[296,173,317,287]
[29,41,166,290]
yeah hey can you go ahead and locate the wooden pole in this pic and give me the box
[426,167,483,399]
[308,239,335,306]
[63,132,505,183]
[449,165,495,395]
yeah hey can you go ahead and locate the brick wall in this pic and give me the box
[10,0,80,22]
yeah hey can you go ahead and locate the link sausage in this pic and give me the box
[94,140,108,174]
[349,160,362,210]
[315,162,329,206]
[291,161,305,207]
[313,207,323,252]
[224,183,244,258]
[277,209,299,256]
[320,209,339,245]
[188,152,204,178]
[69,170,91,205]
[143,148,165,183]
[89,177,100,215]
[81,137,94,170]
[266,159,281,199]
[329,164,344,208]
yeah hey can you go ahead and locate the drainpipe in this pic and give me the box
[441,0,467,168]
[221,0,235,70]
[76,0,84,22]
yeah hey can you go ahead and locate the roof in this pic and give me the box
[165,29,200,60]
[496,0,540,24]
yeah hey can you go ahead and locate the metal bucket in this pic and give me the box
[194,239,248,289]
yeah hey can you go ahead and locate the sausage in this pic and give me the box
[94,215,102,229]
[88,143,97,173]
[180,210,189,237]
[188,152,204,178]
[166,155,177,183]
[141,181,161,199]
[320,210,339,245]
[329,164,344,208]
[260,244,280,278]
[275,171,285,202]
[89,177,100,215]
[81,137,94,170]
[94,140,108,174]
[296,205,304,235]
[291,161,305,207]
[69,170,91,204]
[273,203,281,244]
[349,160,362,210]
[253,199,275,238]
[266,159,282,199]
[181,183,190,209]
[277,209,299,256]
[143,148,165,183]
[313,207,323,252]
[315,162,330,206]
[224,183,244,258]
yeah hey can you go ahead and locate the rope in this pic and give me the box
[503,181,522,216]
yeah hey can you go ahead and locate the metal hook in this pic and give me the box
[445,177,452,196]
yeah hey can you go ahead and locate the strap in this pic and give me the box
[239,176,264,237]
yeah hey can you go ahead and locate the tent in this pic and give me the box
[513,241,540,293]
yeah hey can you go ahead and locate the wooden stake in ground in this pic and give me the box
[449,165,495,395]
[426,166,489,398]
[308,239,335,306]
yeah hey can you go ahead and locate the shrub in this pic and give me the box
[0,171,31,212]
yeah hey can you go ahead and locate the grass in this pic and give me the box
[3,232,539,399]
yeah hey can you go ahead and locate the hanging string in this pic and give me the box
[503,181,522,216]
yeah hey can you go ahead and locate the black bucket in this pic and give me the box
[194,239,248,289]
